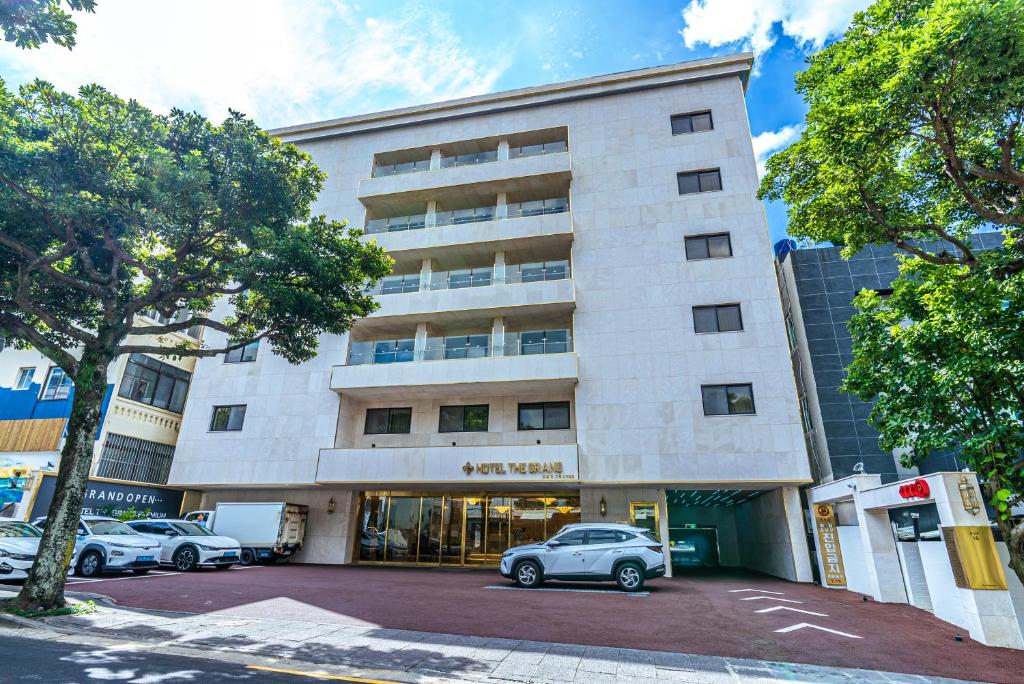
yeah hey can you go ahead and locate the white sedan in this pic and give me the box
[127,519,241,571]
[0,520,77,581]
[33,516,162,577]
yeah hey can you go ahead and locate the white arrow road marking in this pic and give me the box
[755,605,829,617]
[739,596,803,603]
[774,623,862,638]
[728,588,785,594]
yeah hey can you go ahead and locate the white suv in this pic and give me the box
[499,523,666,592]
[33,515,161,577]
[127,519,241,571]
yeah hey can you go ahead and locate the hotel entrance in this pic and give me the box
[357,492,580,566]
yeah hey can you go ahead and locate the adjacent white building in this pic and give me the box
[169,53,813,580]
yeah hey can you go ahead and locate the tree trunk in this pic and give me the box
[15,351,109,613]
[987,481,1024,589]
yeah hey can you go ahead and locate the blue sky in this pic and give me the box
[0,0,872,243]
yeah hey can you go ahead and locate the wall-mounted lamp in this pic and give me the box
[958,474,981,515]
[327,497,336,514]
[599,497,607,517]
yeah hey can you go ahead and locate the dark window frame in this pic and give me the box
[670,110,714,135]
[517,401,571,431]
[677,169,723,195]
[438,404,489,433]
[210,404,247,431]
[364,407,413,435]
[223,341,260,363]
[692,304,743,334]
[684,232,733,260]
[119,353,192,413]
[700,384,756,416]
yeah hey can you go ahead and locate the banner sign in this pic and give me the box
[814,503,847,587]
[28,474,185,521]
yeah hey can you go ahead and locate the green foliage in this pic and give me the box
[0,0,95,49]
[759,0,1024,269]
[0,79,392,372]
[95,506,153,522]
[0,597,95,618]
[842,251,1024,518]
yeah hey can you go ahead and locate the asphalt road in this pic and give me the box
[0,631,392,683]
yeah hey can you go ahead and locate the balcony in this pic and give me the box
[365,272,574,328]
[357,150,571,207]
[331,333,578,398]
[315,443,580,485]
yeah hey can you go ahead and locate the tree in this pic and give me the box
[0,0,96,49]
[843,254,1024,585]
[0,79,392,611]
[758,0,1024,272]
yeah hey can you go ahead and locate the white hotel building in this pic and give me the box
[169,53,814,580]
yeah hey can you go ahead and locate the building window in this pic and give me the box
[439,405,489,433]
[210,405,246,431]
[41,367,73,400]
[518,401,570,430]
[677,169,723,195]
[14,367,35,390]
[692,304,743,333]
[223,341,259,363]
[671,110,713,135]
[785,317,798,351]
[684,233,732,260]
[365,407,412,434]
[701,384,755,415]
[119,354,192,414]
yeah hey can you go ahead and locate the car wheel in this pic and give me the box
[239,549,255,566]
[513,560,543,588]
[615,562,645,592]
[214,564,233,571]
[132,569,151,576]
[172,545,199,572]
[77,550,103,577]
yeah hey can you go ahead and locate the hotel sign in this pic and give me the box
[813,503,847,587]
[463,461,574,480]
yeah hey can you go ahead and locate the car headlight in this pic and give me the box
[197,544,218,551]
[0,548,34,561]
[108,542,137,549]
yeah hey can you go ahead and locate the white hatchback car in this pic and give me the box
[0,520,78,581]
[499,522,667,592]
[34,515,162,577]
[127,519,241,571]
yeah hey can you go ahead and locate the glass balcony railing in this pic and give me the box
[347,329,573,365]
[365,214,427,234]
[367,261,571,296]
[439,150,498,168]
[372,159,431,178]
[509,140,567,159]
[365,199,568,235]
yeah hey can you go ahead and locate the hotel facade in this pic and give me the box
[168,53,814,581]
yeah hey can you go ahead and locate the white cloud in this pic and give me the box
[0,1,509,128]
[679,0,872,55]
[752,124,802,177]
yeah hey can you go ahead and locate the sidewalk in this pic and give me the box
[0,587,975,684]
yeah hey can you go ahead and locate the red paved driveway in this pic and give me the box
[67,565,1023,683]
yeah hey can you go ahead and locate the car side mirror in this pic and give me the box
[547,540,562,547]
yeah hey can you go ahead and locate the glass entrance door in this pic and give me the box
[440,497,463,565]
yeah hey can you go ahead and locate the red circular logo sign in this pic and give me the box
[898,478,931,499]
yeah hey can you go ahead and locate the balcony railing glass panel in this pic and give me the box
[365,214,427,234]
[439,150,498,168]
[506,197,569,218]
[434,205,496,227]
[346,329,573,366]
[368,274,421,295]
[504,260,569,284]
[508,140,567,159]
[372,159,431,178]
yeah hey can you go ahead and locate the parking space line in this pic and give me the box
[65,571,183,584]
[247,664,398,682]
[483,585,649,597]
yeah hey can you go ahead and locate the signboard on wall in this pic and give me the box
[942,525,1008,590]
[814,503,847,587]
[28,474,185,521]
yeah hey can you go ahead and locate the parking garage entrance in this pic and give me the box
[665,487,810,581]
[356,491,580,566]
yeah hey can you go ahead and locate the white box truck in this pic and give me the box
[205,502,308,565]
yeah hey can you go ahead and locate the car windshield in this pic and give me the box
[88,520,138,536]
[169,521,214,536]
[0,521,41,538]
